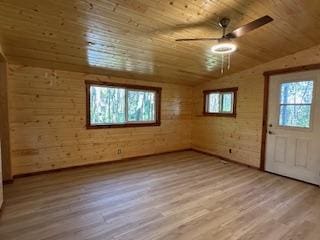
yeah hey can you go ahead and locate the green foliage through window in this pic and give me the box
[279,80,314,128]
[89,85,158,126]
[128,90,155,122]
[90,86,125,124]
[207,92,234,114]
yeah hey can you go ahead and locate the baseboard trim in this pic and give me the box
[12,148,192,179]
[4,147,261,182]
[3,179,14,185]
[191,148,260,170]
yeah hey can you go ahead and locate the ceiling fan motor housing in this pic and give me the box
[219,18,231,28]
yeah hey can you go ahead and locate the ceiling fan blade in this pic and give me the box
[176,38,220,42]
[225,15,273,38]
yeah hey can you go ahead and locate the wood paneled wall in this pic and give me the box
[5,44,320,175]
[8,65,192,176]
[192,44,320,168]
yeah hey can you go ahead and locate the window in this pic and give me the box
[203,88,238,117]
[86,81,161,128]
[279,80,314,128]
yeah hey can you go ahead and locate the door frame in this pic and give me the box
[260,63,320,171]
[0,48,12,182]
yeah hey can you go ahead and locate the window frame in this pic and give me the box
[85,80,161,129]
[203,87,238,117]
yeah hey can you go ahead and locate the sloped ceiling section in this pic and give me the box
[1,0,320,85]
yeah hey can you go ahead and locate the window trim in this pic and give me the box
[85,80,161,129]
[203,87,238,117]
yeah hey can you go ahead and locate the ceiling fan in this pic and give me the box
[175,15,273,74]
[176,15,273,54]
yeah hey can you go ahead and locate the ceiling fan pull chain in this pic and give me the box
[221,54,224,74]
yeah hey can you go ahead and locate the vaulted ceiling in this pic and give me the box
[1,0,320,85]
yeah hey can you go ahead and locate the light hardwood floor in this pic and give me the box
[0,150,320,240]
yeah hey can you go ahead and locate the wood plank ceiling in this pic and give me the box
[0,0,320,85]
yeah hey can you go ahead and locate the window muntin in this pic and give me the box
[86,81,161,128]
[203,88,237,117]
[279,80,314,128]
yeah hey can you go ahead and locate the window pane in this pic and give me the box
[90,86,125,124]
[128,90,155,122]
[208,93,220,113]
[279,105,311,128]
[222,93,233,112]
[280,80,314,104]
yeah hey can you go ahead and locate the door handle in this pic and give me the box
[268,131,274,135]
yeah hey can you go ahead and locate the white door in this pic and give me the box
[265,70,320,185]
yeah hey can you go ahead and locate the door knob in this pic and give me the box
[268,131,273,135]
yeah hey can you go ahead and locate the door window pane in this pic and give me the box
[279,105,311,128]
[280,81,313,104]
[128,90,155,122]
[279,80,314,128]
[90,86,125,125]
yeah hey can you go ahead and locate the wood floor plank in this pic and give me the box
[0,150,319,240]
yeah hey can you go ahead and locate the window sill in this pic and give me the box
[202,113,236,118]
[86,122,161,129]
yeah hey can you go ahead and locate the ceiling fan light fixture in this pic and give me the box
[211,42,237,54]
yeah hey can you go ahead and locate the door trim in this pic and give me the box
[260,63,320,171]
